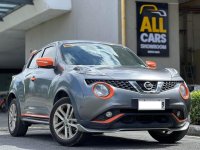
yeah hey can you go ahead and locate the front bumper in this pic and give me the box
[75,80,190,133]
[78,109,190,132]
[77,121,190,133]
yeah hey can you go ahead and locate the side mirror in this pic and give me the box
[146,61,157,69]
[36,57,54,68]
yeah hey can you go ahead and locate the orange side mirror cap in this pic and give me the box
[146,61,157,69]
[36,57,54,68]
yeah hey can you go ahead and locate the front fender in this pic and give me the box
[49,73,85,121]
[7,90,17,108]
[7,75,25,111]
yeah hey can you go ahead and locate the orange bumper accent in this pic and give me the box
[171,113,186,123]
[21,113,49,119]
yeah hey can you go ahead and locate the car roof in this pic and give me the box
[29,41,125,58]
[54,40,123,47]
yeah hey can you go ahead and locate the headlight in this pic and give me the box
[179,83,190,100]
[92,82,114,100]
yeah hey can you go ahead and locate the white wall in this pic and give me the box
[25,0,119,59]
[125,0,180,71]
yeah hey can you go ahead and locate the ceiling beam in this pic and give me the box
[0,0,34,22]
[0,0,33,5]
[0,7,14,9]
[0,11,7,14]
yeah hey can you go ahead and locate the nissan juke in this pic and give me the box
[7,41,190,146]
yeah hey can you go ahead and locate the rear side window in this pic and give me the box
[28,51,42,69]
[42,46,57,60]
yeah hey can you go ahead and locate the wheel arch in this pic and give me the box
[7,92,16,108]
[53,88,81,121]
[54,90,69,105]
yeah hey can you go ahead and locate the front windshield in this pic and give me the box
[60,43,146,67]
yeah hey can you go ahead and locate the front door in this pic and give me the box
[23,50,43,115]
[29,46,58,116]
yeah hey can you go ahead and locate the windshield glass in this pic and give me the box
[60,43,146,67]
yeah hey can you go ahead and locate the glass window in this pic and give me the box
[28,51,42,69]
[42,47,56,59]
[60,43,146,67]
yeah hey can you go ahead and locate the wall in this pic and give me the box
[125,0,180,71]
[0,30,25,69]
[179,13,200,84]
[25,0,119,59]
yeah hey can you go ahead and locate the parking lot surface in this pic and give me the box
[0,112,200,150]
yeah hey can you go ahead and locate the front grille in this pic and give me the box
[85,79,137,92]
[161,81,182,91]
[85,79,182,92]
[136,81,157,91]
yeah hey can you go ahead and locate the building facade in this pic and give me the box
[25,0,180,71]
[0,0,198,91]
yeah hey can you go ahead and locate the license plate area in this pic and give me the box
[138,99,165,111]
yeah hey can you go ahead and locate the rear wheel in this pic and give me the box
[148,129,188,143]
[50,97,87,146]
[8,99,28,137]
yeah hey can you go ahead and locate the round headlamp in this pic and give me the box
[179,83,190,100]
[92,82,114,100]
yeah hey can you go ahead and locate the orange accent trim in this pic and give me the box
[146,61,157,69]
[171,113,186,123]
[21,114,49,119]
[179,83,190,100]
[92,114,124,124]
[92,82,114,100]
[36,57,54,68]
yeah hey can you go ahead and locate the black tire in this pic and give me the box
[50,97,88,146]
[148,129,188,143]
[8,99,29,137]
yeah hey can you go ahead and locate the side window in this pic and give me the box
[42,46,57,60]
[28,51,42,69]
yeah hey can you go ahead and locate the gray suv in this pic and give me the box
[7,41,190,146]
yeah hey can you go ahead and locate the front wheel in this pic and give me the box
[50,97,87,146]
[148,129,188,143]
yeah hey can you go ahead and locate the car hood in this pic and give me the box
[72,66,182,81]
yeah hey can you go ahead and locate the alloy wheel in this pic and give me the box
[53,103,78,140]
[8,104,17,132]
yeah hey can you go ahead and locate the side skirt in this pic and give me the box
[21,117,49,125]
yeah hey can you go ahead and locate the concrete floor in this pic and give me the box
[1,112,200,150]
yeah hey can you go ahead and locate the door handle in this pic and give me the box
[30,76,36,81]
